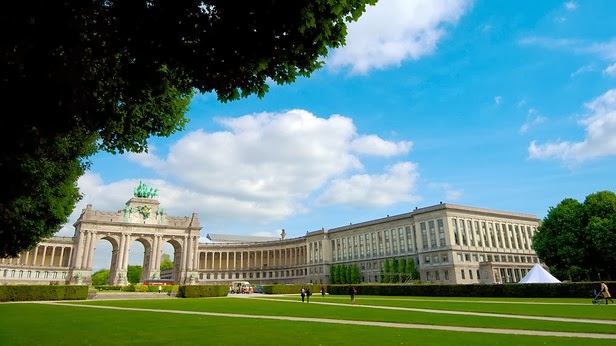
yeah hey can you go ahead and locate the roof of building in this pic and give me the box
[206,233,280,243]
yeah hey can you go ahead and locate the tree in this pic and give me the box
[340,265,348,284]
[382,259,391,283]
[391,257,400,283]
[330,264,339,284]
[91,269,110,286]
[406,257,419,281]
[533,191,616,281]
[399,258,408,282]
[160,253,173,270]
[0,0,377,258]
[350,264,361,284]
[127,265,142,284]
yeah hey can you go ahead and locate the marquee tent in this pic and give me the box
[518,263,561,284]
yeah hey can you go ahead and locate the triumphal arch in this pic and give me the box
[70,181,202,285]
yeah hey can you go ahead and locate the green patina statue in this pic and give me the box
[133,181,159,199]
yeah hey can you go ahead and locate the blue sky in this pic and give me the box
[59,1,616,269]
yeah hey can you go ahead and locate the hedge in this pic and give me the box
[178,285,229,298]
[0,285,89,302]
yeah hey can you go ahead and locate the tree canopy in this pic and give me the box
[0,0,377,258]
[533,191,616,281]
[160,253,173,270]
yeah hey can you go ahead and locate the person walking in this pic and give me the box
[306,287,311,303]
[349,285,357,304]
[301,287,306,303]
[158,285,162,294]
[320,285,325,298]
[600,282,614,304]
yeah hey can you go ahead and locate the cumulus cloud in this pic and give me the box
[328,0,471,74]
[317,162,420,207]
[66,109,417,238]
[528,89,616,163]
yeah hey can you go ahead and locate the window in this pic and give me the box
[488,222,496,248]
[451,218,460,245]
[472,254,478,262]
[435,271,440,280]
[475,221,482,246]
[421,223,428,249]
[461,270,465,279]
[496,223,503,248]
[477,270,481,280]
[467,220,474,245]
[457,253,463,261]
[405,226,413,253]
[441,254,449,262]
[460,220,468,245]
[429,220,437,248]
[438,219,446,247]
[469,270,473,280]
[464,253,470,261]
[424,255,430,263]
[444,270,449,280]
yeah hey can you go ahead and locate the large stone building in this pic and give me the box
[0,185,540,286]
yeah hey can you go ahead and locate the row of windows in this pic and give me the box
[451,219,536,250]
[456,253,538,264]
[201,268,309,280]
[331,225,421,261]
[1,269,67,279]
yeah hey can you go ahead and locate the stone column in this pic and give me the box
[58,247,64,267]
[73,231,85,268]
[86,232,97,269]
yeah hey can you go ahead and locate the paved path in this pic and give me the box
[39,298,616,340]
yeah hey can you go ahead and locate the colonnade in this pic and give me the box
[198,245,307,270]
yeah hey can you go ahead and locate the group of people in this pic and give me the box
[300,285,357,304]
[300,286,312,303]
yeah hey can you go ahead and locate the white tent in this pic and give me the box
[518,263,561,284]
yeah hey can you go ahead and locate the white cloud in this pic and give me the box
[565,1,577,11]
[64,109,416,239]
[317,162,420,207]
[604,62,616,76]
[350,135,412,156]
[494,96,502,105]
[520,109,546,134]
[570,64,594,78]
[528,89,616,162]
[328,0,471,74]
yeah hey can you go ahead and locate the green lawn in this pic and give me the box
[1,295,614,345]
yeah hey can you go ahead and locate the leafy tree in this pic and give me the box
[91,269,110,286]
[351,264,361,284]
[399,258,408,282]
[0,0,377,258]
[382,259,391,283]
[406,257,419,281]
[391,257,400,283]
[533,191,616,281]
[127,265,142,284]
[340,265,348,284]
[330,264,338,284]
[160,253,173,270]
[346,264,353,284]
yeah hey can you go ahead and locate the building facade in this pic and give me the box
[1,187,541,286]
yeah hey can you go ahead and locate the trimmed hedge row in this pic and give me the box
[178,284,229,298]
[324,281,612,298]
[0,285,89,302]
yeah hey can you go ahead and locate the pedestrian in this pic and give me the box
[349,285,357,304]
[301,287,306,303]
[158,285,162,294]
[320,285,325,298]
[600,282,614,304]
[306,287,311,303]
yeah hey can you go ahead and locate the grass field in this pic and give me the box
[1,294,615,345]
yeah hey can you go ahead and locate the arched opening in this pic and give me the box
[91,236,119,285]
